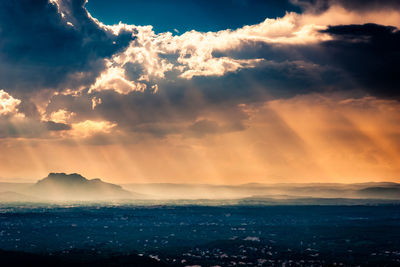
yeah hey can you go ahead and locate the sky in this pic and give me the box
[0,0,400,184]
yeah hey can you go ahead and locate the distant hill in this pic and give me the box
[357,187,400,199]
[122,182,400,200]
[30,173,133,201]
[239,196,400,205]
[1,176,400,202]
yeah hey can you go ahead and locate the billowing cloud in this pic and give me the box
[88,0,400,98]
[0,0,399,182]
[0,90,22,116]
[48,109,75,123]
[89,64,148,94]
[0,0,134,93]
[16,0,394,142]
[69,120,117,138]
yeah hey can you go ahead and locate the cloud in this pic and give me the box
[88,1,399,99]
[89,63,148,94]
[48,109,75,123]
[89,11,330,94]
[0,0,134,93]
[293,0,400,14]
[1,0,399,183]
[0,90,22,116]
[0,0,399,142]
[45,121,72,131]
[69,120,117,138]
[320,23,400,98]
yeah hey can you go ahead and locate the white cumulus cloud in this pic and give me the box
[0,89,22,117]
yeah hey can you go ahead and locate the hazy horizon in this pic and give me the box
[0,172,398,202]
[1,174,399,186]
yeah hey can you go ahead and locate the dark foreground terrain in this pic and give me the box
[1,204,400,266]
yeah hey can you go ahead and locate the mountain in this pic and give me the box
[30,173,133,201]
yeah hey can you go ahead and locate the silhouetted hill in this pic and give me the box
[30,173,133,201]
[122,182,400,200]
[2,177,400,202]
[357,187,400,199]
[239,196,400,205]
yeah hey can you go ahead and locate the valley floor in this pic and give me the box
[1,205,400,266]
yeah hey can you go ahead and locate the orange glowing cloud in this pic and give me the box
[69,120,117,138]
[0,90,22,117]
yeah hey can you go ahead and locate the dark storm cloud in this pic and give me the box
[293,0,400,13]
[0,0,133,92]
[211,22,400,99]
[204,44,355,101]
[45,121,71,131]
[321,23,400,98]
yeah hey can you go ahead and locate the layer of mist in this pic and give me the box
[121,182,400,200]
[0,173,400,203]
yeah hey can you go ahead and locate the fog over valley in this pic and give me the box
[1,173,399,204]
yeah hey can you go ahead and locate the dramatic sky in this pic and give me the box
[1,0,400,183]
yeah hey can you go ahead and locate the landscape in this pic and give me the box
[1,173,400,266]
[2,172,400,203]
[1,0,400,266]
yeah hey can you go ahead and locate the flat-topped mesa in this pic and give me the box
[37,173,87,184]
[31,173,132,201]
